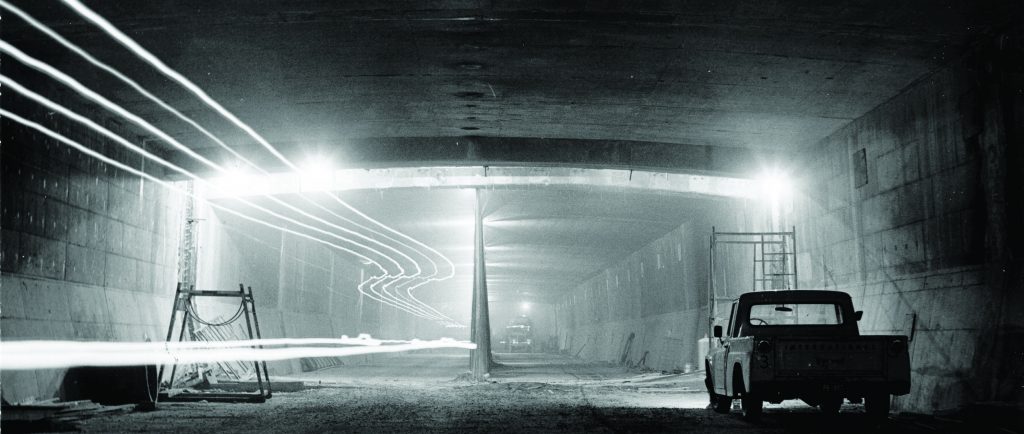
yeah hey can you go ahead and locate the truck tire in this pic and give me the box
[741,396,762,420]
[819,396,843,414]
[864,393,890,420]
[733,370,761,420]
[713,393,732,413]
[705,370,715,404]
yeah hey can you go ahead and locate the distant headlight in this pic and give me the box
[756,339,772,353]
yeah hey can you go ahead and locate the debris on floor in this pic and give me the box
[1,399,135,433]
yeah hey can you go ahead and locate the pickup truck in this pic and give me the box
[704,290,910,419]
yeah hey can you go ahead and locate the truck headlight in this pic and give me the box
[756,339,772,354]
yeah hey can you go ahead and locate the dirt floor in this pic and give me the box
[27,353,1016,433]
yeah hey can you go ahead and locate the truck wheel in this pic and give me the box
[864,393,890,420]
[819,396,843,414]
[712,393,732,413]
[741,396,763,420]
[705,372,715,404]
[732,369,760,420]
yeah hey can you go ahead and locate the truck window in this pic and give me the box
[748,303,844,326]
[727,303,738,337]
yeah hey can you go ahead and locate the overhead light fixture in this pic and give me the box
[299,158,335,192]
[214,165,258,198]
[757,169,792,201]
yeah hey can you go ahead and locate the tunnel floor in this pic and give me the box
[68,353,979,433]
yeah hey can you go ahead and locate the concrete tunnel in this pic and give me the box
[1,1,1022,432]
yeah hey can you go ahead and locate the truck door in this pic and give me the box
[713,302,738,395]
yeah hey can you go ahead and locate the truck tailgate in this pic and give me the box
[775,337,886,377]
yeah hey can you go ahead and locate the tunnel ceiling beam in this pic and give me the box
[164,136,786,179]
[202,165,758,200]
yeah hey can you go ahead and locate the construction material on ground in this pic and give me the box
[158,283,272,403]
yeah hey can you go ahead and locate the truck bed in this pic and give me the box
[774,336,891,377]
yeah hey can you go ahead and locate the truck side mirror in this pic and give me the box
[855,311,863,321]
[713,325,723,338]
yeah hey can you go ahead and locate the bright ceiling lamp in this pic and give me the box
[299,158,336,192]
[757,168,792,201]
[521,302,531,312]
[214,165,261,198]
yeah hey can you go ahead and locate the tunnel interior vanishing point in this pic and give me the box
[1,1,1022,433]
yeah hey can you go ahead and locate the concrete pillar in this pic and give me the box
[977,36,1023,401]
[470,188,492,378]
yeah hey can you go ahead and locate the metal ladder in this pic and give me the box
[707,227,798,353]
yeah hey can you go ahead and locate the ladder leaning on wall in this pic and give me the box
[706,227,797,355]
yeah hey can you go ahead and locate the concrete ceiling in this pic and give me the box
[3,0,1017,313]
[4,1,1014,165]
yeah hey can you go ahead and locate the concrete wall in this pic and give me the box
[1,104,184,403]
[552,34,1022,414]
[194,201,473,374]
[193,204,369,375]
[789,39,1024,412]
[555,202,757,372]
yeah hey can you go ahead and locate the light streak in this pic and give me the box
[0,337,476,370]
[0,44,411,277]
[0,41,413,277]
[0,72,443,322]
[0,0,262,171]
[0,108,379,275]
[328,193,456,280]
[1,106,451,321]
[0,86,390,275]
[4,2,462,324]
[0,2,445,286]
[54,0,458,281]
[358,275,449,323]
[371,276,449,322]
[56,0,461,318]
[61,0,297,171]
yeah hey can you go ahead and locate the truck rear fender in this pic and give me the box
[731,364,748,396]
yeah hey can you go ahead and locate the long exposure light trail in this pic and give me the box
[60,0,298,171]
[379,276,458,323]
[0,0,261,171]
[0,45,413,278]
[4,2,462,324]
[0,108,449,322]
[0,1,442,287]
[55,0,459,287]
[327,193,456,279]
[369,276,448,321]
[0,33,452,321]
[0,88,395,277]
[0,338,476,370]
[359,275,452,323]
[3,106,457,323]
[56,0,461,320]
[0,108,385,277]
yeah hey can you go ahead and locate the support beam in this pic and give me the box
[164,136,785,179]
[470,188,492,378]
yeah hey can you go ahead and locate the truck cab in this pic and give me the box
[705,290,910,420]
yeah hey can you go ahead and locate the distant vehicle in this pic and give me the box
[505,315,533,353]
[705,290,910,420]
